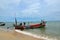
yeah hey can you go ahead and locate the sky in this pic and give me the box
[0,0,60,22]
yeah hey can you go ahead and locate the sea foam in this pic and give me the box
[15,30,57,40]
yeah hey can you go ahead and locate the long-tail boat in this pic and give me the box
[13,18,46,31]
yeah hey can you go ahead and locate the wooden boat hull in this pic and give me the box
[14,23,46,30]
[30,24,45,29]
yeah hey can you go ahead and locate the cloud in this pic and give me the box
[0,0,60,21]
[16,0,40,18]
[0,0,21,9]
[44,0,60,5]
[0,0,41,21]
[21,3,40,17]
[0,0,21,17]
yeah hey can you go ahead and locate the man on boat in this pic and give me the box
[23,22,26,26]
[19,22,26,31]
[23,22,28,29]
[40,20,46,26]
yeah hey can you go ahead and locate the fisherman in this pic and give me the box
[19,22,25,31]
[40,22,42,25]
[7,27,10,32]
[23,22,26,25]
[23,22,26,29]
[40,20,43,25]
[42,21,46,26]
[7,27,9,29]
[41,20,46,26]
[19,23,22,26]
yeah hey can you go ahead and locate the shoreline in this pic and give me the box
[0,27,57,40]
[15,30,53,40]
[0,28,44,40]
[15,30,44,39]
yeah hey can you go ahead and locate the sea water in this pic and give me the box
[24,21,60,40]
[0,21,60,40]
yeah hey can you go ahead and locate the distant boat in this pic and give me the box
[13,18,46,31]
[0,22,5,26]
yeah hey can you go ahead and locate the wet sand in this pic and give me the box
[0,29,45,40]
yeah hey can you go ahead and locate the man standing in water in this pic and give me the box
[7,27,9,29]
[7,27,10,32]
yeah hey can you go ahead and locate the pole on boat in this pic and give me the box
[15,17,17,25]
